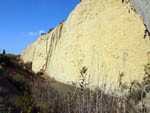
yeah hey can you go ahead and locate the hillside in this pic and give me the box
[0,53,76,113]
[1,53,150,112]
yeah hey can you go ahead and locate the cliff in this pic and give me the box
[21,0,150,88]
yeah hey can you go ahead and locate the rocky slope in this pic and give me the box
[21,0,150,88]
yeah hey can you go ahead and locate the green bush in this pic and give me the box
[129,89,146,104]
[0,54,11,66]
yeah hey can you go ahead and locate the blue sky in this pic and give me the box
[0,0,80,55]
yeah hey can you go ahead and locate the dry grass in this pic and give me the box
[28,66,150,113]
[1,54,150,113]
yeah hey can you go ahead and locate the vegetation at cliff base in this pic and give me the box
[0,52,150,113]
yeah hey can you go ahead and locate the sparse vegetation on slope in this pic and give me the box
[0,52,150,113]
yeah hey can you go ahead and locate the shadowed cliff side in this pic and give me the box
[131,0,150,31]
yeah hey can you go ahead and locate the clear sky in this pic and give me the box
[0,0,80,55]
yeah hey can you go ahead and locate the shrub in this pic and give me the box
[41,33,46,36]
[48,28,54,33]
[37,69,44,76]
[5,54,17,60]
[24,62,32,70]
[0,54,11,67]
[9,74,27,92]
[16,91,32,113]
[31,78,59,113]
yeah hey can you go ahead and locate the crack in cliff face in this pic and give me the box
[32,47,36,63]
[144,24,150,39]
[44,34,55,72]
[43,22,64,72]
[46,37,49,54]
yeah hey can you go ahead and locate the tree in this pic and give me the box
[2,49,6,55]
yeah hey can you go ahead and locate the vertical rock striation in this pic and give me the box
[22,22,64,72]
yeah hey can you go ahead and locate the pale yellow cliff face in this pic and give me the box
[22,0,150,89]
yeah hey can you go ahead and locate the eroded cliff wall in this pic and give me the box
[21,0,150,88]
